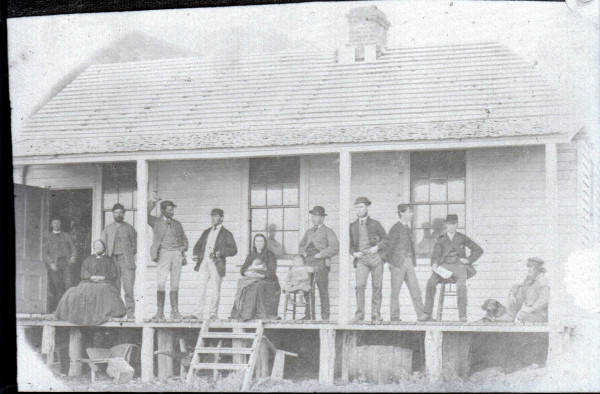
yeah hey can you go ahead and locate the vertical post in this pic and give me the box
[68,328,83,376]
[41,325,56,364]
[141,327,155,382]
[135,159,149,324]
[92,163,103,248]
[545,144,559,325]
[255,340,270,378]
[424,330,442,381]
[338,150,351,325]
[157,329,174,380]
[319,328,336,384]
[340,331,357,382]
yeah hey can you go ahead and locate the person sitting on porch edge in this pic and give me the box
[191,208,238,320]
[502,257,550,323]
[350,197,388,323]
[55,239,126,325]
[148,195,189,319]
[420,214,483,322]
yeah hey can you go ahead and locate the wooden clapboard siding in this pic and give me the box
[144,159,249,318]
[575,136,595,249]
[556,143,580,260]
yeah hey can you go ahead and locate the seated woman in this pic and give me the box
[230,234,281,321]
[55,239,126,325]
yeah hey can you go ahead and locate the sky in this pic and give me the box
[7,0,600,144]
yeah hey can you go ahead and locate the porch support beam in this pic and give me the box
[338,150,351,325]
[545,143,559,325]
[141,327,155,382]
[319,328,336,384]
[135,159,149,324]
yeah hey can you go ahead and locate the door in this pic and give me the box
[15,184,50,314]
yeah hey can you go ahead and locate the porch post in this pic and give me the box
[545,143,559,326]
[338,150,351,325]
[135,159,149,324]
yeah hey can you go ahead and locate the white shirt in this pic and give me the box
[447,231,456,241]
[203,224,222,261]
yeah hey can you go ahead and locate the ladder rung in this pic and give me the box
[200,333,256,339]
[194,347,253,355]
[190,362,248,370]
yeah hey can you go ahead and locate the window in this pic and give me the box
[411,151,466,259]
[102,163,137,227]
[249,157,300,259]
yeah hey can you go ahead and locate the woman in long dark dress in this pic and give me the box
[231,234,281,321]
[55,239,126,325]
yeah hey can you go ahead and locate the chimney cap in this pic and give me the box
[346,5,391,29]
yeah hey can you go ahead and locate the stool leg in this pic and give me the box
[293,292,296,320]
[437,283,446,321]
[283,295,288,320]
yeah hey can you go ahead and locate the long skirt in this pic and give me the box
[55,281,127,325]
[230,277,281,321]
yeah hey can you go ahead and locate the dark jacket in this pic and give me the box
[43,232,77,268]
[147,210,189,262]
[192,226,238,277]
[386,221,417,267]
[431,231,483,267]
[349,217,388,267]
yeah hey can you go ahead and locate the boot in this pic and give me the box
[170,291,183,319]
[152,291,165,320]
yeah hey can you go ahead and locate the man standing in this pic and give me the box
[504,257,550,323]
[298,206,339,321]
[349,197,388,323]
[102,203,137,318]
[191,208,238,320]
[43,218,77,311]
[420,214,483,322]
[148,196,189,319]
[386,204,425,321]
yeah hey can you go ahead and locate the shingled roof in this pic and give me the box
[14,42,572,158]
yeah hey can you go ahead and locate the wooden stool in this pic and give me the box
[436,277,458,321]
[283,266,318,320]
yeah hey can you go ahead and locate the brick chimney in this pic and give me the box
[342,6,391,62]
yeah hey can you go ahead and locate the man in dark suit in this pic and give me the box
[420,214,483,322]
[148,196,189,319]
[191,208,238,320]
[386,204,425,321]
[43,218,77,311]
[349,197,388,323]
[102,203,137,318]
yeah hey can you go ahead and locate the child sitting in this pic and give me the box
[284,254,312,305]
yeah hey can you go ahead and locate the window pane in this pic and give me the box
[412,179,429,203]
[251,184,266,206]
[283,231,299,255]
[448,205,466,227]
[413,205,430,229]
[104,186,118,210]
[118,185,133,209]
[266,231,284,257]
[267,184,283,206]
[123,210,135,224]
[429,179,447,202]
[251,209,268,231]
[430,205,448,229]
[283,183,298,205]
[104,211,113,228]
[413,229,430,259]
[267,208,283,231]
[284,208,299,230]
[448,179,465,202]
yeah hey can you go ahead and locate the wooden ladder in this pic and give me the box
[186,320,264,391]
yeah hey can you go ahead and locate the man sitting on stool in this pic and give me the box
[420,214,483,322]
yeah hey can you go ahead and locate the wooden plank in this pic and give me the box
[319,328,336,384]
[135,159,149,324]
[441,332,472,379]
[200,332,256,340]
[424,330,442,381]
[68,328,83,376]
[338,150,351,325]
[191,363,247,370]
[255,340,269,378]
[179,338,187,379]
[141,327,155,382]
[41,325,56,364]
[232,327,247,366]
[241,323,264,391]
[213,341,222,381]
[157,329,174,380]
[186,320,209,384]
[196,347,253,355]
[271,350,286,380]
[340,331,357,382]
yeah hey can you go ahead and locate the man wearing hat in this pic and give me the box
[101,203,137,318]
[420,214,483,322]
[191,208,238,320]
[148,195,189,319]
[298,206,339,321]
[386,204,425,321]
[349,197,388,323]
[503,257,549,323]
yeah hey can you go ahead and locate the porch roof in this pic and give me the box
[14,42,573,158]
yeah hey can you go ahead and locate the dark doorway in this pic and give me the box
[47,189,93,311]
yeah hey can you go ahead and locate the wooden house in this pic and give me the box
[14,6,598,383]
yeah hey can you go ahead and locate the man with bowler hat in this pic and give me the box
[191,208,238,320]
[102,203,137,318]
[298,206,339,321]
[349,197,388,323]
[420,214,483,322]
[386,204,425,321]
[148,195,189,319]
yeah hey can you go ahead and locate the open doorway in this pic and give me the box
[47,189,93,311]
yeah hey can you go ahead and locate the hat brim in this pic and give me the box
[309,210,327,216]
